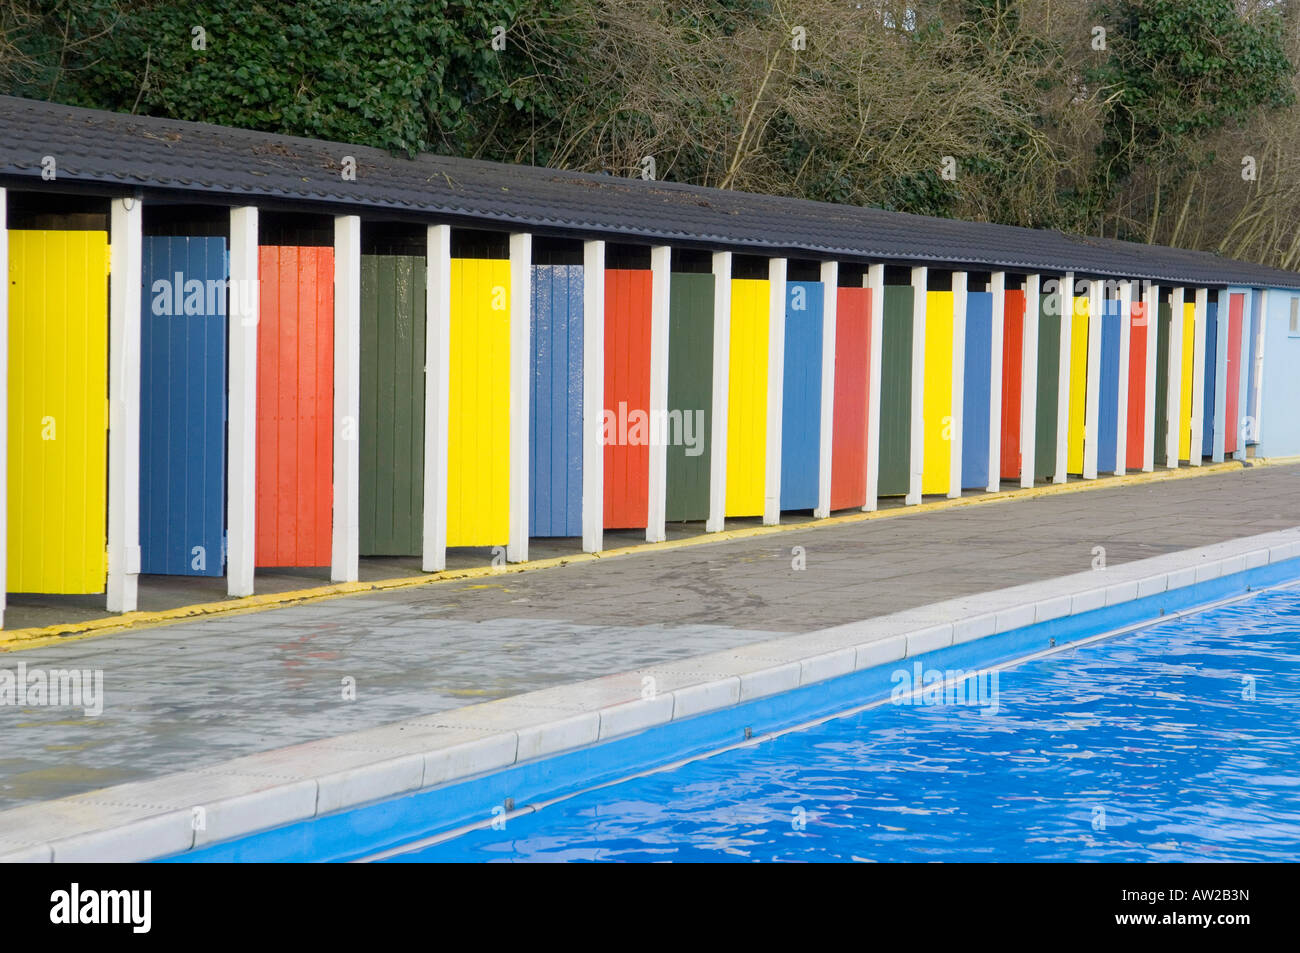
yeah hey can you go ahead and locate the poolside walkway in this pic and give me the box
[2,462,1298,811]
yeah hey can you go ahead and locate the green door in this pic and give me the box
[665,273,714,522]
[360,254,426,555]
[1152,302,1171,465]
[1035,295,1060,481]
[878,285,913,496]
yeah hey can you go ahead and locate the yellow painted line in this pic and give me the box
[0,458,1278,651]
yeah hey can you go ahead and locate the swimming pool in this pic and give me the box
[382,584,1300,862]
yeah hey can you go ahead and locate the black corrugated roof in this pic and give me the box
[2,94,1297,289]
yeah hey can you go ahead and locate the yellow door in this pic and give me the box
[922,291,953,495]
[725,279,769,517]
[1179,301,1195,461]
[8,230,109,593]
[1067,295,1089,474]
[447,258,511,547]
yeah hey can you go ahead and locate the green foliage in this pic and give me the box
[21,0,560,156]
[1088,0,1294,198]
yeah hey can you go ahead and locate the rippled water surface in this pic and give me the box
[390,586,1300,862]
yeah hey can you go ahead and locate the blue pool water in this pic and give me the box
[388,585,1300,862]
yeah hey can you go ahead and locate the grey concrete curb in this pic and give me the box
[3,526,1298,862]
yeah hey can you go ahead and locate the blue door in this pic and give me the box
[1097,299,1121,473]
[530,263,584,537]
[961,291,993,489]
[1203,299,1218,457]
[780,281,823,510]
[139,236,228,576]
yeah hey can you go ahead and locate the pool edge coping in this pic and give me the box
[3,522,1299,863]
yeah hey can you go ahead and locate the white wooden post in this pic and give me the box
[1054,272,1073,484]
[864,264,885,510]
[330,214,361,583]
[1083,278,1102,480]
[581,240,605,553]
[815,260,838,518]
[1253,289,1269,447]
[1166,286,1185,469]
[1143,282,1160,471]
[907,266,927,505]
[227,206,259,596]
[763,258,787,526]
[507,232,532,562]
[107,196,143,612]
[987,271,1005,493]
[1190,287,1208,466]
[1020,274,1040,489]
[646,245,671,542]
[1115,280,1131,475]
[706,252,732,533]
[422,224,451,572]
[948,271,967,499]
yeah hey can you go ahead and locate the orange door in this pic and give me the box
[256,245,334,567]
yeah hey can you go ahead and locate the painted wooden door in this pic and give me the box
[780,280,822,511]
[878,285,913,496]
[1202,300,1218,458]
[962,290,993,489]
[1000,289,1024,481]
[725,279,769,517]
[256,245,334,567]
[830,287,870,510]
[1067,295,1088,475]
[1097,299,1121,473]
[1035,298,1060,481]
[448,258,511,547]
[1125,297,1147,470]
[604,269,652,528]
[360,254,426,556]
[1153,302,1171,465]
[140,235,228,576]
[1245,293,1262,445]
[1224,292,1244,454]
[7,230,109,593]
[530,264,583,537]
[922,290,953,495]
[1178,301,1195,461]
[665,273,714,522]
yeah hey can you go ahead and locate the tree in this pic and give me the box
[1087,0,1294,240]
[16,0,563,157]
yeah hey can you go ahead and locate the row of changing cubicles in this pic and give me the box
[3,205,1266,609]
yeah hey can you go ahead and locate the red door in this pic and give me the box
[1126,298,1148,469]
[603,269,652,528]
[1225,293,1244,454]
[830,287,871,510]
[256,245,334,567]
[1000,289,1025,480]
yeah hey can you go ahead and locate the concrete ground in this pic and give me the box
[1,463,1297,811]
